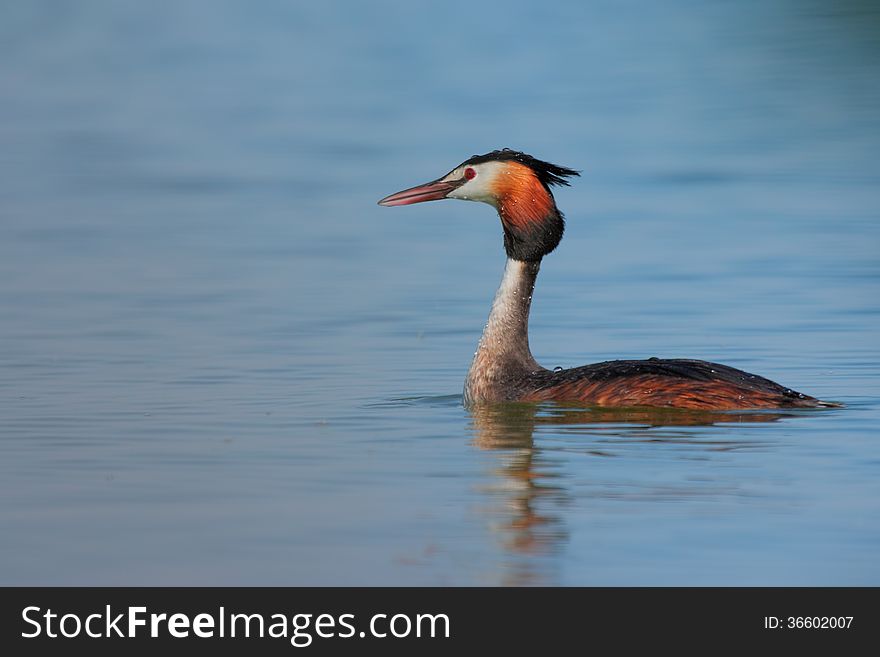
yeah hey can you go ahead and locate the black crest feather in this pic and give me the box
[462,148,580,190]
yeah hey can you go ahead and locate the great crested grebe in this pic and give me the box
[378,148,835,410]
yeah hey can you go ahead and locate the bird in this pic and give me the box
[378,148,837,410]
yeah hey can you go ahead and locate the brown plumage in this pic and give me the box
[520,359,826,409]
[378,149,839,410]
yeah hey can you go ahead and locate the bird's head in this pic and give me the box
[378,148,579,261]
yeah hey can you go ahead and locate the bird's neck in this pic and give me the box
[464,258,544,404]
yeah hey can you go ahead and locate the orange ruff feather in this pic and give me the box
[495,162,555,228]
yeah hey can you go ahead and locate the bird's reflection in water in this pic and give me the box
[470,404,568,579]
[467,403,795,585]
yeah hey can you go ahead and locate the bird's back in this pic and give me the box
[521,358,830,410]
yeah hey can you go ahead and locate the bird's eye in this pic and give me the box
[464,167,476,180]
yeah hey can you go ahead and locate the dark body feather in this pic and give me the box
[519,358,824,409]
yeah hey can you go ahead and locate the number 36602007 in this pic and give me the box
[765,617,853,629]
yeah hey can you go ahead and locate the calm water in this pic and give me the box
[1,1,879,585]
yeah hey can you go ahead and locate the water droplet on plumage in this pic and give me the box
[553,366,564,373]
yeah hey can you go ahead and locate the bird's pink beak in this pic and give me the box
[377,178,462,207]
